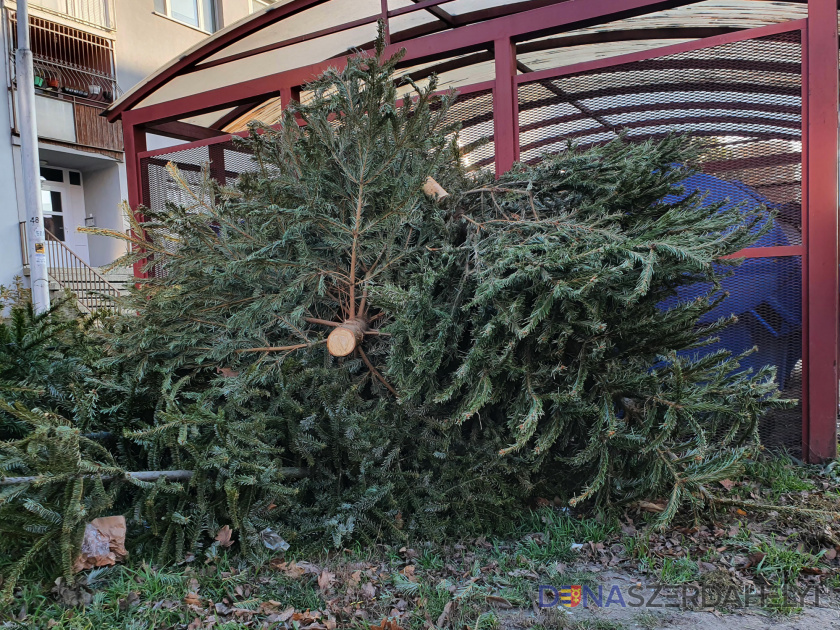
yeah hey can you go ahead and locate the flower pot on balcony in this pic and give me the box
[102,90,113,103]
[34,76,46,89]
[89,85,102,96]
[62,86,89,98]
[46,78,60,90]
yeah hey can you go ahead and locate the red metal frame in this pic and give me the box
[119,0,837,460]
[804,0,838,463]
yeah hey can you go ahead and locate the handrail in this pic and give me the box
[19,221,122,314]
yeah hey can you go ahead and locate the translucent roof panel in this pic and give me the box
[108,0,814,124]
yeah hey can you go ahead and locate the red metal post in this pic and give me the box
[381,0,391,45]
[494,37,517,177]
[804,0,838,462]
[123,115,149,280]
[208,142,227,187]
[280,85,302,109]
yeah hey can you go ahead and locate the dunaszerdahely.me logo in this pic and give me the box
[539,584,824,609]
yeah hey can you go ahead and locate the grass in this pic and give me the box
[658,556,698,585]
[747,537,827,585]
[746,453,816,500]
[2,447,840,629]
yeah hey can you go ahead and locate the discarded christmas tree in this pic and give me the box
[0,31,788,588]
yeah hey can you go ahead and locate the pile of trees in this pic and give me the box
[0,38,786,596]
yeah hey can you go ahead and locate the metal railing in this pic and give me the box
[19,222,122,314]
[7,11,120,108]
[28,0,116,32]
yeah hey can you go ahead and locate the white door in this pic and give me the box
[40,167,90,265]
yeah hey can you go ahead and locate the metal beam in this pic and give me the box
[147,121,227,141]
[516,27,738,54]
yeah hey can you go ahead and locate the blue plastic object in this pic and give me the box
[659,173,801,388]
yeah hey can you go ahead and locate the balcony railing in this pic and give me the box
[8,11,120,108]
[28,0,115,32]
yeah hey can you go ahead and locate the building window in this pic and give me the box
[251,0,281,12]
[154,0,217,32]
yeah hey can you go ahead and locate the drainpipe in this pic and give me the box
[16,0,50,313]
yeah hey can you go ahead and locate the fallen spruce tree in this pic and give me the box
[0,35,788,595]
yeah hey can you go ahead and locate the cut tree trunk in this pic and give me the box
[327,317,369,357]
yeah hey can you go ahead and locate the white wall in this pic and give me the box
[114,0,253,98]
[83,161,129,268]
[0,25,23,291]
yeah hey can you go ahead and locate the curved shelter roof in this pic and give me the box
[107,0,814,134]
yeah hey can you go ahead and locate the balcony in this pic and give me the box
[28,0,115,32]
[7,11,123,155]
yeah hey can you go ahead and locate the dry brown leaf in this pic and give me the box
[401,565,416,582]
[825,548,837,561]
[638,501,665,513]
[719,479,736,490]
[270,560,306,578]
[318,569,335,592]
[436,601,453,627]
[485,595,513,609]
[73,516,128,573]
[362,582,377,599]
[184,592,202,607]
[215,525,234,548]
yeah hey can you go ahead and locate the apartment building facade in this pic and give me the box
[0,0,271,292]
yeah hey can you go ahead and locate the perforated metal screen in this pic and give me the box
[518,31,804,452]
[444,88,495,173]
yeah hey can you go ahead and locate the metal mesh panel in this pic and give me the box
[440,88,495,173]
[140,139,259,276]
[662,257,803,455]
[140,139,259,212]
[518,32,804,452]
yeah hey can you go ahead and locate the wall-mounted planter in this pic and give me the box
[62,87,89,98]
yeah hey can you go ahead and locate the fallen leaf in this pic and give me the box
[362,582,377,599]
[184,592,201,606]
[215,525,234,548]
[318,569,335,593]
[118,591,140,611]
[719,479,736,490]
[485,595,513,609]
[401,565,416,582]
[638,501,665,513]
[436,601,453,628]
[73,516,129,573]
[745,552,766,568]
[825,548,837,561]
[271,560,306,578]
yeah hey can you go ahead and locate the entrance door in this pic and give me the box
[40,167,89,265]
